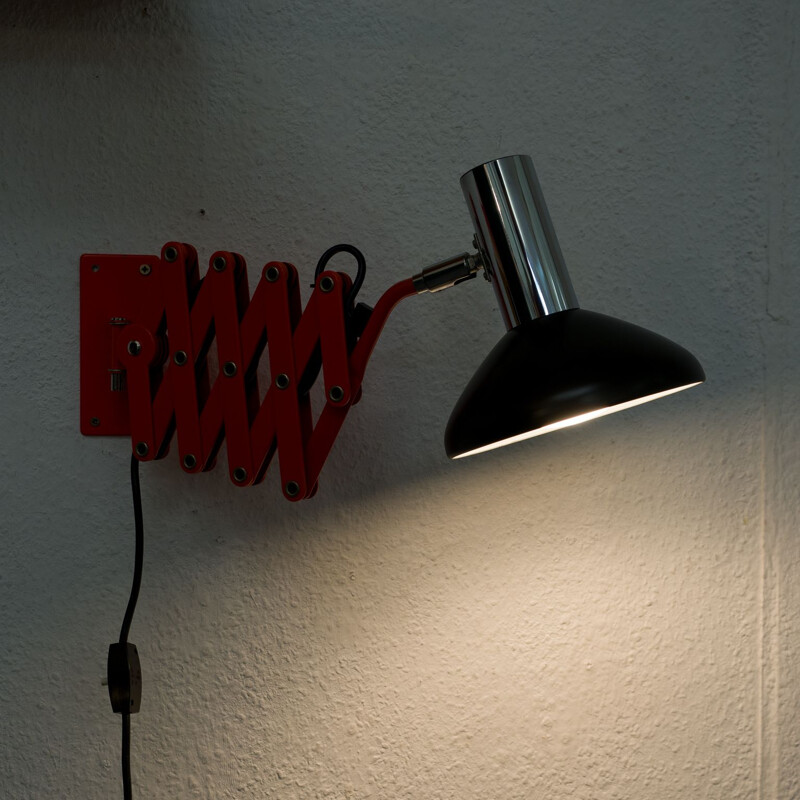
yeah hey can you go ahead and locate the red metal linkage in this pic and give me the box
[80,242,416,500]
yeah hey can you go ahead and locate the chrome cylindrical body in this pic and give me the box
[461,155,579,329]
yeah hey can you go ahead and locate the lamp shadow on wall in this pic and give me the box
[137,353,717,528]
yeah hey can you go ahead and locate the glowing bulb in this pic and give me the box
[453,382,701,459]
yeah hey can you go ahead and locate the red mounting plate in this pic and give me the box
[80,253,160,436]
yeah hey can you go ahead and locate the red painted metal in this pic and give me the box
[80,242,417,500]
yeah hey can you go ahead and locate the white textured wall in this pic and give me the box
[1,1,797,797]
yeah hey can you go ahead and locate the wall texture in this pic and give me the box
[1,1,797,798]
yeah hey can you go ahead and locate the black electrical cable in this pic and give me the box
[120,453,144,646]
[118,453,144,800]
[313,243,367,306]
[121,713,132,800]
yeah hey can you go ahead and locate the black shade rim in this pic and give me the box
[445,309,705,459]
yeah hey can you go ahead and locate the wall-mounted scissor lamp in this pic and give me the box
[82,154,705,798]
[80,154,704,497]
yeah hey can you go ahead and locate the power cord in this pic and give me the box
[107,454,145,799]
[120,453,144,645]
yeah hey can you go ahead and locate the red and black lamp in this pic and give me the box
[80,155,705,498]
[84,154,706,799]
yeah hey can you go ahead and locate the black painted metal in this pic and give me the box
[445,309,705,458]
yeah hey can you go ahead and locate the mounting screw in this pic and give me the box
[173,350,188,366]
[328,385,344,403]
[319,275,335,293]
[213,255,227,272]
[222,361,237,377]
[233,467,248,483]
[265,265,280,282]
[90,417,101,427]
[183,454,197,470]
[275,373,290,389]
[285,480,300,497]
[164,246,178,262]
[91,264,100,273]
[127,340,142,356]
[135,442,149,457]
[139,263,151,275]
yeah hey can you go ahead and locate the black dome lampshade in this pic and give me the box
[445,155,705,460]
